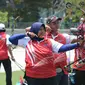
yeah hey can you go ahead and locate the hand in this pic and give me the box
[26,32,38,38]
[25,27,31,32]
[78,39,84,46]
[11,57,15,61]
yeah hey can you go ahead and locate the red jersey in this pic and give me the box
[25,39,57,78]
[46,32,68,74]
[0,32,8,60]
[72,23,85,70]
[72,44,85,70]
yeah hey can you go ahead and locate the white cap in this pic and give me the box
[80,18,84,21]
[0,23,5,30]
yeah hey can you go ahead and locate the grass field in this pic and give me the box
[0,71,24,85]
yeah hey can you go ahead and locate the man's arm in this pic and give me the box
[6,34,15,61]
[50,39,83,53]
[7,44,15,61]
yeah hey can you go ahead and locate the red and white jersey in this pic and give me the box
[72,23,85,70]
[46,32,70,74]
[72,47,85,70]
[77,23,85,30]
[0,32,11,60]
[17,37,63,78]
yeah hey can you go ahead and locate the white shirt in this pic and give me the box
[6,34,12,45]
[63,33,77,44]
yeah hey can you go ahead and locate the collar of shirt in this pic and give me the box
[51,34,58,39]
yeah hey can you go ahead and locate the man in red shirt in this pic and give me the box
[46,16,70,85]
[0,23,15,85]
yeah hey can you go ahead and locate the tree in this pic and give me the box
[17,0,52,21]
[65,0,85,22]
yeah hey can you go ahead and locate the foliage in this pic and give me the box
[65,0,85,18]
[0,0,52,22]
[0,0,85,23]
[0,11,8,23]
[63,15,71,28]
[72,15,79,23]
[14,0,22,4]
[24,0,52,8]
[64,0,85,28]
[14,0,52,21]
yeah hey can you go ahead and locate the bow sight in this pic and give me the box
[70,21,85,42]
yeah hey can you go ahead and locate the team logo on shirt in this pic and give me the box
[0,35,5,40]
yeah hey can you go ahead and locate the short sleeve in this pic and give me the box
[50,39,63,53]
[6,34,12,45]
[63,33,71,44]
[63,33,77,44]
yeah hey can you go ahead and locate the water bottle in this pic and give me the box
[69,73,75,84]
[16,82,21,85]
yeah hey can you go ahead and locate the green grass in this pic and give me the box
[0,71,24,85]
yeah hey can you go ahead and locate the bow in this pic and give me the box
[75,20,85,68]
[64,21,85,71]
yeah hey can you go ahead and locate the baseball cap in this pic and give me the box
[46,16,62,24]
[0,23,6,32]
